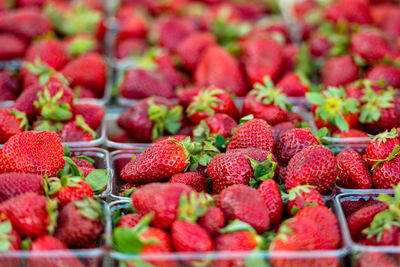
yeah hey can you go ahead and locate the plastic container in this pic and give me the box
[106,199,349,267]
[335,192,398,267]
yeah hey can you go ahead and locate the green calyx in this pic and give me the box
[46,198,58,235]
[32,120,63,132]
[359,83,395,124]
[147,100,183,141]
[193,121,228,151]
[129,47,161,70]
[34,88,72,121]
[371,128,398,144]
[75,115,97,139]
[43,174,83,196]
[295,44,317,77]
[67,36,95,58]
[306,87,360,132]
[187,87,223,117]
[250,76,292,111]
[74,198,104,222]
[287,185,316,201]
[0,221,13,252]
[319,22,350,57]
[248,154,277,188]
[275,219,294,243]
[73,155,95,165]
[178,192,214,223]
[220,220,265,249]
[10,109,29,131]
[25,58,69,85]
[371,144,400,171]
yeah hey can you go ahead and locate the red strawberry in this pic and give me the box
[0,173,43,202]
[153,135,188,144]
[332,129,369,139]
[156,17,195,52]
[176,87,202,107]
[371,147,400,189]
[356,252,399,267]
[242,77,291,126]
[187,87,238,124]
[277,72,310,97]
[195,45,247,96]
[72,102,104,130]
[321,55,360,87]
[218,184,270,233]
[198,207,225,237]
[0,131,64,177]
[0,192,56,238]
[257,179,283,226]
[119,68,174,100]
[61,52,106,98]
[286,185,325,215]
[171,220,214,254]
[366,129,400,167]
[117,16,147,42]
[27,235,84,267]
[117,214,142,228]
[0,71,20,101]
[25,39,68,70]
[365,65,400,89]
[71,157,95,169]
[0,34,27,60]
[0,108,28,144]
[54,198,104,248]
[242,36,284,84]
[309,35,332,58]
[341,198,377,217]
[272,121,296,143]
[336,150,372,189]
[351,30,393,64]
[196,113,237,139]
[227,118,274,153]
[132,183,193,229]
[285,145,337,194]
[275,128,319,166]
[59,115,97,142]
[0,8,52,41]
[169,172,208,192]
[324,0,372,25]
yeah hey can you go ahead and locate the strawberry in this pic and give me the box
[350,30,393,64]
[341,198,377,217]
[0,71,20,101]
[365,65,400,89]
[195,45,247,96]
[71,157,94,169]
[59,115,97,142]
[0,108,28,144]
[286,185,325,215]
[321,55,360,87]
[307,87,359,132]
[119,68,174,100]
[277,72,310,97]
[72,102,104,130]
[309,35,332,58]
[257,179,283,226]
[381,9,400,38]
[217,184,270,233]
[176,32,216,71]
[242,77,291,126]
[156,17,195,52]
[176,87,202,108]
[332,129,369,139]
[198,207,225,237]
[0,7,52,41]
[275,128,319,166]
[356,252,398,267]
[272,121,296,143]
[324,0,372,25]
[0,192,57,238]
[0,173,43,202]
[0,34,27,60]
[153,135,188,144]
[54,198,104,248]
[366,129,400,167]
[117,214,142,228]
[169,172,208,192]
[0,131,64,177]
[132,183,193,229]
[336,150,372,189]
[285,145,337,194]
[117,16,147,42]
[27,235,84,267]
[371,146,400,189]
[194,113,237,139]
[187,87,238,124]
[171,220,214,254]
[24,39,68,71]
[227,118,274,153]
[61,52,106,98]
[242,36,284,84]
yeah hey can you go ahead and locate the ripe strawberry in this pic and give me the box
[218,185,270,233]
[341,198,377,217]
[347,202,388,241]
[132,183,193,229]
[356,252,398,267]
[0,108,28,144]
[0,173,43,202]
[25,39,68,70]
[0,192,57,238]
[366,129,400,167]
[117,16,147,42]
[336,150,372,189]
[350,30,393,64]
[156,17,195,52]
[187,87,238,124]
[307,87,360,132]
[286,185,325,215]
[275,128,319,166]
[321,55,360,87]
[176,87,202,107]
[371,147,400,189]
[117,214,142,228]
[61,52,106,98]
[227,118,274,153]
[0,71,20,101]
[324,0,372,25]
[195,45,247,96]
[171,220,214,254]
[257,179,283,226]
[169,172,208,192]
[295,205,341,249]
[119,68,174,100]
[365,65,400,89]
[176,32,216,71]
[285,145,337,194]
[71,157,94,169]
[277,72,310,97]
[242,77,291,126]
[0,34,27,60]
[309,35,332,58]
[54,198,104,248]
[272,121,296,143]
[0,131,64,177]
[242,36,284,84]
[153,135,188,144]
[195,113,237,139]
[27,235,84,267]
[332,129,369,139]
[59,115,97,142]
[198,207,225,237]
[0,7,52,41]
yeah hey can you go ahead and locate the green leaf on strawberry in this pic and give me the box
[148,100,183,141]
[86,170,109,194]
[250,77,292,111]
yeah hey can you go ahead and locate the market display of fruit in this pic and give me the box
[1,0,400,266]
